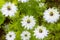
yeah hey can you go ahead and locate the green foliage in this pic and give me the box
[0,12,5,26]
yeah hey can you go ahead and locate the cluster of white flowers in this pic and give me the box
[4,0,60,40]
[6,25,49,40]
[20,15,49,40]
[0,1,59,24]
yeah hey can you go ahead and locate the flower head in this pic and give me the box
[43,8,59,23]
[6,31,16,40]
[21,31,31,40]
[21,16,36,30]
[34,26,49,39]
[1,2,17,17]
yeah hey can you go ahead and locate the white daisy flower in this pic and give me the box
[18,0,29,3]
[6,31,16,40]
[43,8,59,23]
[39,3,44,7]
[21,16,36,30]
[34,26,49,39]
[21,31,31,40]
[1,2,17,17]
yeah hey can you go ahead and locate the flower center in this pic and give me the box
[27,19,30,23]
[25,34,27,37]
[50,12,53,16]
[9,35,12,37]
[7,6,11,10]
[39,29,43,33]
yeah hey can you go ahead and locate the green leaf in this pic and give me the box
[0,12,5,25]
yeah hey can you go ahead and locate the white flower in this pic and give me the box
[6,31,16,40]
[21,16,36,30]
[21,31,31,40]
[43,8,59,23]
[1,2,17,17]
[39,3,44,7]
[18,0,29,3]
[34,26,49,39]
